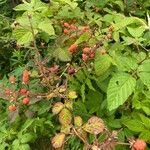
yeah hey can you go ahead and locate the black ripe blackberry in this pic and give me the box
[41,0,50,3]
[68,68,75,75]
[9,39,17,48]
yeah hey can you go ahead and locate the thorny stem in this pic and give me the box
[116,142,130,146]
[139,44,150,52]
[28,14,41,63]
[90,40,103,54]
[28,14,52,88]
[72,127,89,146]
[59,64,70,78]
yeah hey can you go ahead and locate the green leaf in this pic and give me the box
[107,73,136,111]
[114,17,134,30]
[127,27,145,38]
[11,66,25,77]
[108,119,122,128]
[94,54,111,76]
[75,70,86,83]
[38,20,55,36]
[113,1,124,11]
[19,144,31,150]
[73,101,89,119]
[75,32,90,45]
[85,78,95,91]
[31,0,48,11]
[12,139,20,149]
[81,84,85,102]
[114,56,138,71]
[138,60,150,89]
[139,72,150,90]
[21,119,34,133]
[113,31,120,42]
[61,0,78,9]
[138,60,150,72]
[14,2,31,11]
[122,119,145,132]
[20,133,36,144]
[139,130,150,142]
[13,28,34,45]
[85,90,103,113]
[142,106,150,116]
[53,47,71,62]
[139,114,150,129]
[14,0,47,12]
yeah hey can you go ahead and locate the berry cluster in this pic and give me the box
[9,39,17,48]
[4,69,30,112]
[82,47,95,61]
[63,22,77,35]
[67,43,106,62]
[131,139,147,150]
[62,21,90,36]
[105,25,114,40]
[62,21,108,62]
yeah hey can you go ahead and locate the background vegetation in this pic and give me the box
[0,0,150,149]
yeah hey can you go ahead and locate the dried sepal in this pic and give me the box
[74,116,83,127]
[68,91,77,99]
[59,108,72,125]
[83,116,105,135]
[52,102,64,115]
[76,128,87,141]
[51,133,65,148]
[65,100,73,110]
[60,125,71,135]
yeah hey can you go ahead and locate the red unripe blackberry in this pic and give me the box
[9,75,16,83]
[22,97,30,105]
[83,47,91,54]
[20,88,27,94]
[8,104,16,111]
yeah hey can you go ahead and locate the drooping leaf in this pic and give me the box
[107,73,136,111]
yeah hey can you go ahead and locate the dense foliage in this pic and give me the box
[0,0,150,149]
